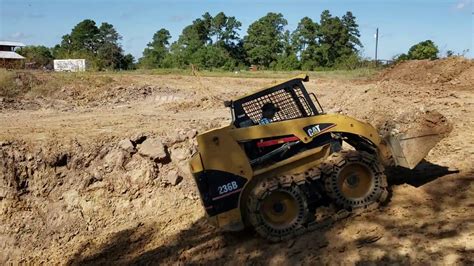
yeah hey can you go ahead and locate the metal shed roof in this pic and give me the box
[0,51,25,59]
[0,41,26,47]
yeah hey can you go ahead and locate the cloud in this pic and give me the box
[455,0,471,10]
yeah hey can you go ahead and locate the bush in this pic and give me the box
[273,54,301,71]
[396,40,439,62]
[18,46,54,69]
[407,40,439,60]
[335,53,362,70]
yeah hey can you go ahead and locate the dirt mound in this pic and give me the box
[379,57,474,88]
[378,110,451,137]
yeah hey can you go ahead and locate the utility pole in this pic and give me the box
[375,28,379,67]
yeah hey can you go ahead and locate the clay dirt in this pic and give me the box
[0,57,473,264]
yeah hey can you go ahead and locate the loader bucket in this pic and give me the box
[385,111,452,169]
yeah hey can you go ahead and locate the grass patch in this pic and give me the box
[0,69,18,97]
[24,71,116,97]
[0,69,118,98]
[0,69,40,98]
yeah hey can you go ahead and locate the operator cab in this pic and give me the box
[224,75,330,168]
[225,74,324,128]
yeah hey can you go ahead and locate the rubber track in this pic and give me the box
[246,168,351,242]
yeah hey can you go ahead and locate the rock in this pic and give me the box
[186,129,198,139]
[0,97,4,102]
[166,131,186,145]
[63,190,80,211]
[166,170,182,186]
[0,141,10,147]
[138,138,168,161]
[118,139,135,153]
[130,133,147,144]
[103,149,126,170]
[171,147,191,161]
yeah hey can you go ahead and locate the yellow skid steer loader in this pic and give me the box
[189,74,451,241]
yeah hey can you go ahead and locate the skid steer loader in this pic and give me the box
[189,74,451,241]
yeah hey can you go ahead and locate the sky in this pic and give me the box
[1,0,473,60]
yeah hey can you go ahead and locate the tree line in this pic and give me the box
[17,11,447,71]
[138,11,364,70]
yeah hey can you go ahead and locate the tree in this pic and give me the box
[313,10,363,68]
[210,13,244,68]
[119,54,135,70]
[139,10,365,70]
[160,12,244,70]
[97,22,124,69]
[407,40,439,60]
[55,19,129,70]
[342,11,362,51]
[211,12,242,48]
[292,17,320,70]
[68,19,100,54]
[179,14,213,49]
[168,13,214,68]
[317,10,349,67]
[270,30,299,70]
[18,45,54,68]
[54,20,100,63]
[243,12,288,68]
[190,45,229,69]
[140,28,171,68]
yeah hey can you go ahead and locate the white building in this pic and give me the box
[0,41,25,68]
[53,59,86,72]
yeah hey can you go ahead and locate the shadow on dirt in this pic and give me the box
[68,215,332,265]
[386,159,460,187]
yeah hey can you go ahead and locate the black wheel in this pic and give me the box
[321,150,388,209]
[246,176,310,242]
